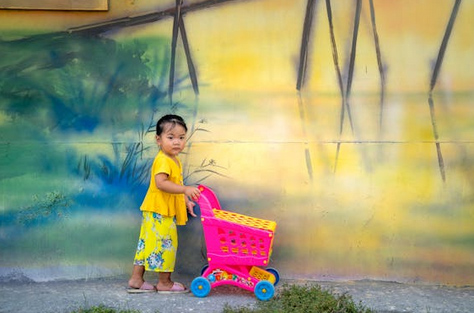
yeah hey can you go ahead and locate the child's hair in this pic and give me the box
[156,114,188,135]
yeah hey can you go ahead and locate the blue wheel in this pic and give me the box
[265,267,280,286]
[207,274,216,283]
[191,277,211,298]
[254,280,275,301]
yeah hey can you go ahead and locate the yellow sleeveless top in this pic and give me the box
[140,150,188,225]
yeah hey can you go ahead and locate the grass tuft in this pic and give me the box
[70,305,140,313]
[223,283,375,313]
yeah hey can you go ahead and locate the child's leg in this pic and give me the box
[157,272,172,289]
[128,265,145,289]
[136,213,185,292]
[156,272,187,292]
[153,216,187,292]
[129,212,154,290]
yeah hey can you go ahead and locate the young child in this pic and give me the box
[128,114,201,293]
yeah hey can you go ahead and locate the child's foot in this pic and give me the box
[127,281,156,293]
[156,281,189,294]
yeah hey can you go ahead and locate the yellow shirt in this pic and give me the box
[140,150,188,225]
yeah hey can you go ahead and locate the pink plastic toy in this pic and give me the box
[190,185,279,301]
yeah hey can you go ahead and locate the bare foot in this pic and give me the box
[128,278,145,289]
[127,280,156,293]
[129,265,146,289]
[156,281,188,293]
[156,281,174,291]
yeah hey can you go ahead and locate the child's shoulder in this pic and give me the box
[154,150,179,164]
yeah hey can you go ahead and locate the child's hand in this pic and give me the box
[187,201,197,217]
[184,186,201,201]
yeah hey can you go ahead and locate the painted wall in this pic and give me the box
[1,0,473,285]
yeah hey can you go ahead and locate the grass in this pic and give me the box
[70,284,374,313]
[223,284,375,313]
[70,305,139,313]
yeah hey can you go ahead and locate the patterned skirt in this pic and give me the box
[133,211,178,272]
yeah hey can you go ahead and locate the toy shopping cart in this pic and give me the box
[190,185,279,301]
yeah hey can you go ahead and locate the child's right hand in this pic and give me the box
[184,186,201,201]
[186,200,197,217]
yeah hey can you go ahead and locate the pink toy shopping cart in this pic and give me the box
[190,185,279,301]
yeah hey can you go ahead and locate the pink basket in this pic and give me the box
[197,185,276,266]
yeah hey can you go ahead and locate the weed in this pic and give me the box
[70,305,140,313]
[223,283,375,313]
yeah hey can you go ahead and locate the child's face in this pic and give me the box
[156,123,187,158]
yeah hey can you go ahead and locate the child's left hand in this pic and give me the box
[187,201,197,217]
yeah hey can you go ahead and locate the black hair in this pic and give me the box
[156,114,188,135]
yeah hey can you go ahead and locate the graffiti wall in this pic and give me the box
[1,0,473,285]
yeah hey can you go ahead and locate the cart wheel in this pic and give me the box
[191,277,211,298]
[200,264,209,276]
[254,280,275,301]
[265,267,280,286]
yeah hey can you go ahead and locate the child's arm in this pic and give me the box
[155,173,200,199]
[155,173,200,217]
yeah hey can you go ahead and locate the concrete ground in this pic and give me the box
[1,276,474,313]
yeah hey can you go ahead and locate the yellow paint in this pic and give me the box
[1,0,474,285]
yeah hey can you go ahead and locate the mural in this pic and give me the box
[0,0,108,11]
[1,0,473,285]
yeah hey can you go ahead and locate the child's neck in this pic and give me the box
[162,150,180,165]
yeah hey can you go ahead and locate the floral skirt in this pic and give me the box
[133,211,178,272]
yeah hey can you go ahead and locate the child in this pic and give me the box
[128,114,201,293]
